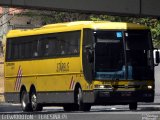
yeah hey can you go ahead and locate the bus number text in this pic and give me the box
[57,62,69,72]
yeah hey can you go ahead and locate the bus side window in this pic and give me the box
[68,39,79,54]
[39,39,49,57]
[33,52,38,57]
[32,40,39,58]
[60,39,66,55]
[13,43,19,60]
[48,40,56,56]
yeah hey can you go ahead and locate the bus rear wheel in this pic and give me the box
[129,102,137,110]
[21,90,31,112]
[30,90,43,111]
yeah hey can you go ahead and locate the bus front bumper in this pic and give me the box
[93,89,154,105]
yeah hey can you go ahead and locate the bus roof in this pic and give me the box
[6,21,149,38]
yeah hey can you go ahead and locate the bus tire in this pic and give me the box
[63,104,74,111]
[21,90,31,112]
[129,102,137,110]
[75,87,83,111]
[83,104,91,111]
[30,90,43,111]
[36,104,43,111]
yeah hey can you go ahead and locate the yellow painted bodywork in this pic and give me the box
[6,21,148,38]
[5,57,88,92]
[4,21,151,94]
[93,80,154,91]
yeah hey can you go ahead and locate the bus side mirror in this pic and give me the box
[155,51,160,65]
[85,46,94,63]
[88,50,94,63]
[154,49,160,66]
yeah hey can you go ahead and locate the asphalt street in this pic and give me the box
[0,102,159,120]
[0,93,160,120]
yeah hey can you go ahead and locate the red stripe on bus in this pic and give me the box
[14,66,22,91]
[14,66,21,91]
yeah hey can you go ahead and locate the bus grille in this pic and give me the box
[112,85,140,89]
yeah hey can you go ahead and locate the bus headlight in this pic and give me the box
[147,85,152,89]
[94,85,104,89]
[99,85,105,89]
[94,85,113,90]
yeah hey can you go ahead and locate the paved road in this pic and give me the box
[0,102,159,120]
[0,105,159,120]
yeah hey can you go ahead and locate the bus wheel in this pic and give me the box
[21,90,31,112]
[83,104,91,111]
[30,90,43,111]
[63,104,74,111]
[75,87,83,111]
[129,102,137,110]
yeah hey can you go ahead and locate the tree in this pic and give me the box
[19,10,160,48]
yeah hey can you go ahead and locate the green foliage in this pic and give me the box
[89,15,160,48]
[21,10,160,48]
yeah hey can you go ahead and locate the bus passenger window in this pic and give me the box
[68,39,79,55]
[13,43,19,59]
[33,52,38,57]
[32,41,38,58]
[60,39,66,55]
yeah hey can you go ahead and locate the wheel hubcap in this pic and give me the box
[22,101,26,108]
[22,100,26,108]
[22,92,27,109]
[78,93,80,106]
[77,88,82,106]
[31,94,37,110]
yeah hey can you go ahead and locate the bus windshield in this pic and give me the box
[125,30,152,67]
[94,30,154,80]
[125,30,150,50]
[94,31,124,72]
[125,30,154,80]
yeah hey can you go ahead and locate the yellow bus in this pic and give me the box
[4,21,159,112]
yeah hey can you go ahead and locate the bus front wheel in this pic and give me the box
[63,104,75,111]
[129,102,137,110]
[75,87,83,111]
[83,104,91,111]
[75,87,91,111]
